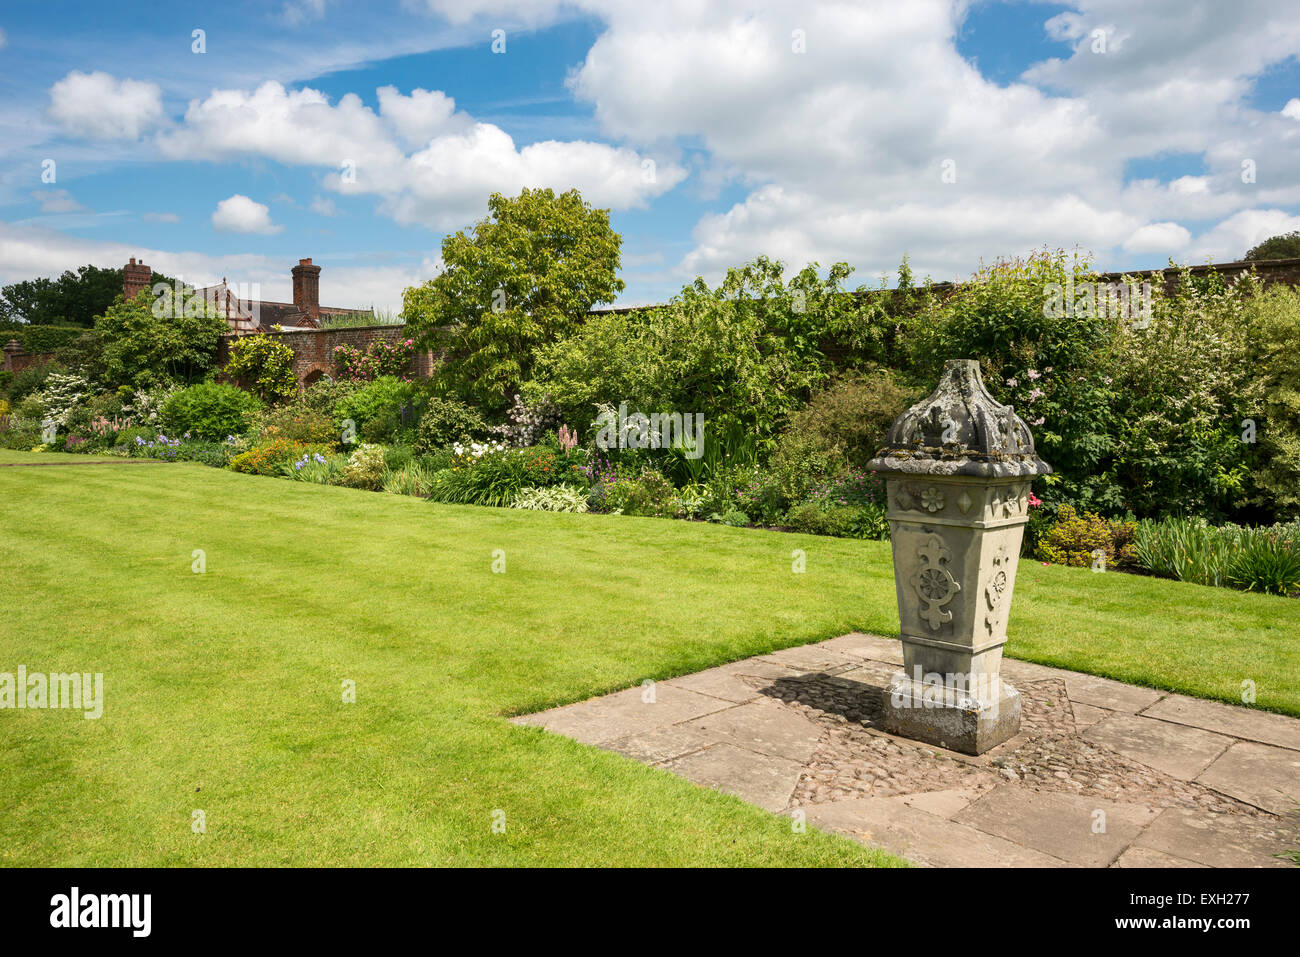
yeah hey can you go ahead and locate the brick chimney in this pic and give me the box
[291,258,321,320]
[123,257,152,301]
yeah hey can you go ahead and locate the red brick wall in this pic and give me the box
[216,325,437,389]
[2,348,56,374]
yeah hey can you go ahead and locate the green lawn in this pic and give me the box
[1,459,1296,866]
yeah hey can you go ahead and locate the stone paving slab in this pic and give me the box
[952,784,1154,866]
[512,632,1300,867]
[684,697,824,764]
[1113,846,1208,868]
[1142,694,1300,751]
[661,659,790,704]
[1083,713,1233,781]
[758,643,862,673]
[606,725,721,764]
[664,743,804,812]
[1134,807,1296,868]
[1063,673,1165,714]
[511,684,731,745]
[821,633,905,665]
[1196,742,1300,815]
[797,796,1070,867]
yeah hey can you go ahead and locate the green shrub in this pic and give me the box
[426,445,581,508]
[334,376,415,434]
[1246,285,1300,519]
[114,425,157,447]
[283,452,346,485]
[777,369,917,470]
[730,465,789,525]
[1034,504,1136,568]
[302,378,361,419]
[513,484,590,512]
[784,501,889,539]
[381,462,435,497]
[383,445,415,472]
[600,468,679,517]
[1225,534,1300,596]
[252,403,338,446]
[1133,517,1300,595]
[768,429,837,505]
[710,508,751,527]
[528,255,873,449]
[160,382,263,440]
[4,361,63,403]
[13,325,86,355]
[231,439,325,476]
[131,438,236,466]
[224,334,299,403]
[0,418,40,449]
[415,396,489,452]
[95,293,228,391]
[332,443,389,490]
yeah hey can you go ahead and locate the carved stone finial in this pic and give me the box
[868,359,1052,478]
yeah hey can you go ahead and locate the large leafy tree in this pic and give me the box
[1244,231,1300,261]
[0,264,176,326]
[94,291,229,390]
[401,187,624,410]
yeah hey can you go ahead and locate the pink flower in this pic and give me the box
[1027,492,1042,507]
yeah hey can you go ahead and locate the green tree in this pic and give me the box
[1,264,176,326]
[1244,231,1300,261]
[224,334,299,403]
[401,187,624,410]
[527,256,873,448]
[1246,284,1300,518]
[94,291,228,390]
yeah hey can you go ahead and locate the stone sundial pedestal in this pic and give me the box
[867,359,1052,755]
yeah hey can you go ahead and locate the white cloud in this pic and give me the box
[31,189,88,213]
[1122,222,1192,254]
[157,80,685,229]
[377,85,465,149]
[211,195,282,235]
[1187,209,1300,262]
[48,70,164,140]
[142,211,181,223]
[1169,176,1210,195]
[1284,98,1300,121]
[310,196,338,216]
[552,0,1300,284]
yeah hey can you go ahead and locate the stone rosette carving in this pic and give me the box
[909,534,961,631]
[983,541,1011,637]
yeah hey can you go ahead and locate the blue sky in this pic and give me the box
[2,0,1299,311]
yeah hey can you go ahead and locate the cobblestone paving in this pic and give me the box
[514,634,1300,867]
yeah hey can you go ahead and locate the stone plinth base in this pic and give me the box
[881,672,1021,755]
